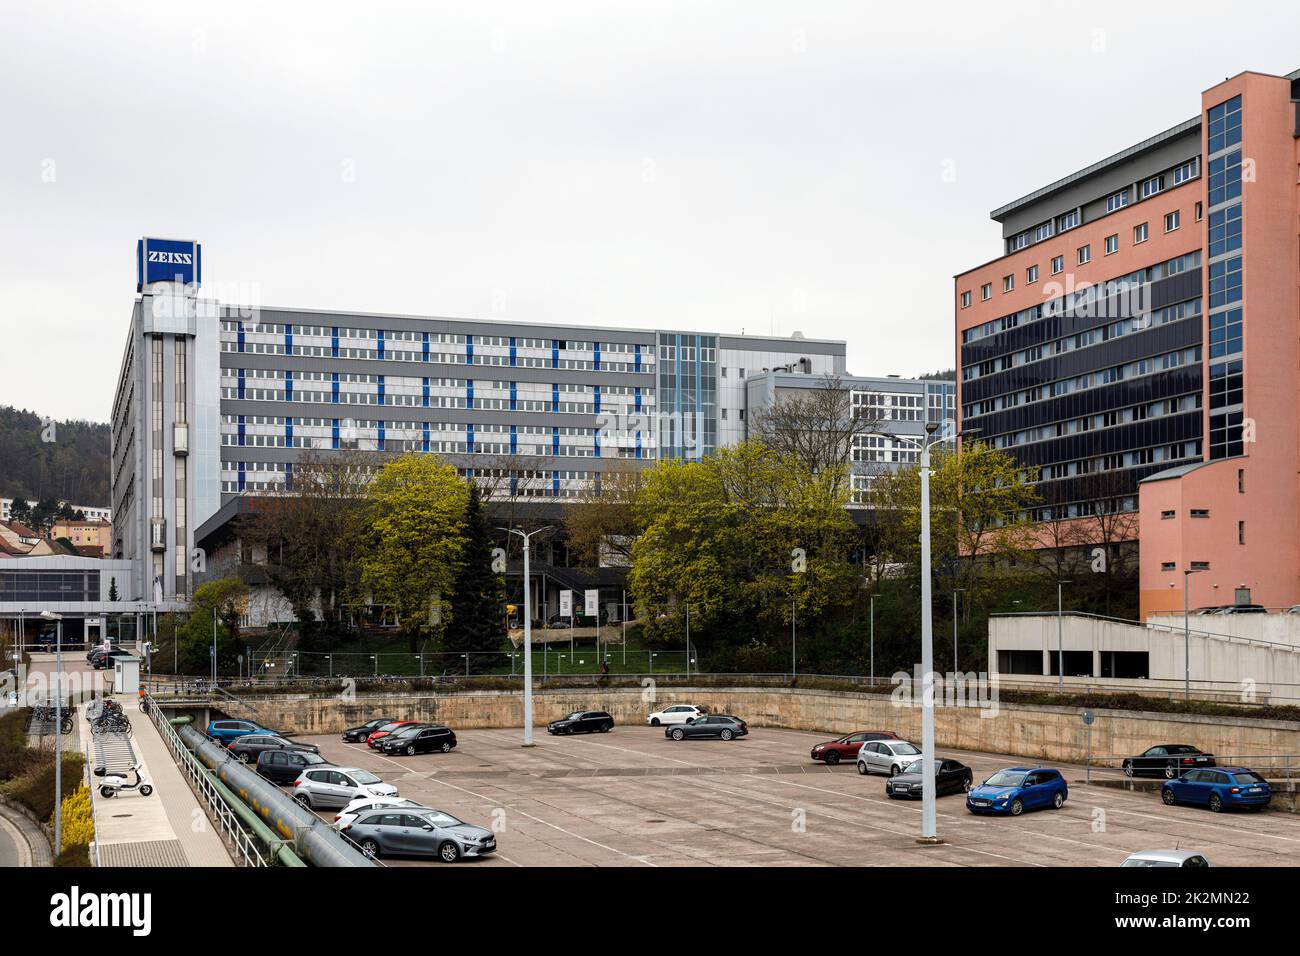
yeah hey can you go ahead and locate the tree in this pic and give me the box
[108,577,119,602]
[747,374,882,499]
[444,484,505,672]
[176,577,248,673]
[354,454,469,651]
[564,462,645,566]
[8,498,32,527]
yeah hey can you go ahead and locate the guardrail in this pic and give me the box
[143,696,268,867]
[83,741,101,868]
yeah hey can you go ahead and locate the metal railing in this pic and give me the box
[143,695,269,867]
[83,741,102,868]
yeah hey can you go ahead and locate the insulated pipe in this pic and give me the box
[177,724,375,867]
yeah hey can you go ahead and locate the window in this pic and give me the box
[1238,468,1244,493]
[1133,222,1148,243]
[981,283,992,301]
[1195,201,1203,222]
[1190,509,1209,518]
[1003,274,1014,293]
[1026,264,1038,284]
[1059,209,1080,231]
[1161,562,1176,572]
[1207,95,1242,153]
[1238,521,1245,545]
[1104,234,1119,255]
[1160,510,1175,519]
[1034,221,1054,242]
[960,291,971,309]
[1165,210,1180,232]
[1077,245,1091,265]
[1051,255,1064,275]
[1008,231,1030,252]
[1190,561,1210,571]
[1172,159,1199,184]
[1106,190,1129,212]
[1139,175,1164,199]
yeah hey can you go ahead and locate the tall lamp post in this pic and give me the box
[1183,567,1207,700]
[39,610,63,856]
[869,422,972,845]
[503,526,550,747]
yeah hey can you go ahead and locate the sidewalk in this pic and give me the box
[86,696,234,867]
[0,798,52,867]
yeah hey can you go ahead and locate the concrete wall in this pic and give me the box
[221,685,1300,766]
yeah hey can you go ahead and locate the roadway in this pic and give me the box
[292,725,1300,867]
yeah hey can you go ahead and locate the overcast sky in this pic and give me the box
[2,1,1297,423]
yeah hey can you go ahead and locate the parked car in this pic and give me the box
[1121,745,1216,779]
[1161,767,1271,813]
[665,715,748,741]
[966,767,1068,815]
[810,731,898,765]
[856,739,923,777]
[342,717,398,743]
[647,704,705,726]
[366,720,420,748]
[1121,849,1213,867]
[1217,604,1266,615]
[206,719,276,745]
[342,807,497,862]
[548,711,614,735]
[333,795,429,829]
[292,766,398,809]
[89,648,135,670]
[378,724,457,755]
[227,733,319,763]
[885,758,973,798]
[256,749,332,785]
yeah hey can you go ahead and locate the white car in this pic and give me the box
[1121,849,1212,867]
[292,766,398,810]
[647,704,704,726]
[332,795,427,829]
[856,739,924,776]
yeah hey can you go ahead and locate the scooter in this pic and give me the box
[95,763,153,798]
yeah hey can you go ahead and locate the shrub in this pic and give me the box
[55,783,95,853]
[9,752,85,821]
[0,708,36,781]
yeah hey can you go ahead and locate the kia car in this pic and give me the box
[1161,767,1271,813]
[292,767,398,810]
[1121,745,1216,779]
[809,731,898,765]
[885,758,973,798]
[855,739,923,776]
[333,795,429,829]
[966,767,1068,815]
[342,807,496,862]
[1121,849,1213,867]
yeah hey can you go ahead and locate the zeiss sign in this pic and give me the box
[136,237,201,291]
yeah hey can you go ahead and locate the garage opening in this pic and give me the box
[997,650,1043,675]
[1047,651,1094,677]
[1099,650,1149,679]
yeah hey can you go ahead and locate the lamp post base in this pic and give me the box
[521,742,536,748]
[915,835,944,846]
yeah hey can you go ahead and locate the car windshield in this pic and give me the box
[351,770,382,785]
[889,742,920,755]
[302,753,327,765]
[390,726,421,738]
[1231,772,1266,785]
[984,771,1026,787]
[1121,858,1178,867]
[564,712,585,721]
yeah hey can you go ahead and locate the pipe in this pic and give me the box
[207,769,306,868]
[177,725,376,867]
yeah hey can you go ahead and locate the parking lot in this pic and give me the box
[294,724,1300,867]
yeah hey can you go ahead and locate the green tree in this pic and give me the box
[444,484,505,672]
[354,454,469,651]
[176,577,249,673]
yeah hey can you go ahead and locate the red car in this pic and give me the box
[810,731,898,765]
[366,720,418,748]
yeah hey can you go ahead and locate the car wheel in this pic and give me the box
[650,718,660,726]
[359,839,380,859]
[441,741,453,752]
[1052,791,1064,809]
[600,724,612,733]
[1164,764,1177,780]
[1010,798,1024,816]
[856,761,869,776]
[1122,761,1134,778]
[1162,787,1176,806]
[671,728,685,741]
[438,841,460,863]
[1209,794,1224,813]
[720,729,734,741]
[824,751,840,766]
[237,752,250,763]
[294,793,313,809]
[406,745,416,756]
[889,764,901,777]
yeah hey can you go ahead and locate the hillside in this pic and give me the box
[0,406,112,507]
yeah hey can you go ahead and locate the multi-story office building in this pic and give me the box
[956,68,1300,617]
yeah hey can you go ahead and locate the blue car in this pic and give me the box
[966,767,1068,816]
[1161,767,1271,813]
[206,719,276,745]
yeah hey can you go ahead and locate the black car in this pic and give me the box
[342,717,397,743]
[665,715,748,741]
[227,733,320,763]
[256,749,332,785]
[88,648,134,670]
[378,724,458,755]
[1122,745,1216,779]
[885,758,973,798]
[548,711,614,735]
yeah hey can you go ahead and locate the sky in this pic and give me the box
[2,0,1298,423]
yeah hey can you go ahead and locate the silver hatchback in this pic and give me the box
[343,807,497,862]
[291,766,398,809]
[856,739,923,776]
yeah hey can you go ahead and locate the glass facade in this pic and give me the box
[1205,94,1244,460]
[656,332,717,460]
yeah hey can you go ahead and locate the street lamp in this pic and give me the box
[502,526,550,747]
[40,610,63,856]
[1183,567,1208,700]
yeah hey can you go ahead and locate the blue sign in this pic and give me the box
[137,237,201,290]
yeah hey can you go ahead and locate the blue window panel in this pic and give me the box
[552,340,559,368]
[509,381,517,410]
[378,421,386,452]
[1208,205,1242,258]
[237,462,246,492]
[237,415,246,446]
[285,326,293,355]
[1209,309,1243,359]
[332,419,340,449]
[510,424,518,454]
[634,387,641,412]
[331,372,339,404]
[1207,152,1242,206]
[331,327,339,358]
[285,370,293,401]
[378,375,385,406]
[377,329,385,360]
[552,427,560,456]
[635,431,642,459]
[422,377,430,408]
[422,421,430,453]
[594,341,601,370]
[466,467,474,480]
[467,334,474,366]
[552,383,559,412]
[1209,256,1243,309]
[510,475,518,496]
[467,379,474,409]
[509,336,517,367]
[237,369,245,400]
[422,331,429,363]
[467,423,475,455]
[594,385,601,414]
[285,417,293,445]
[552,471,560,496]
[235,323,245,353]
[594,429,601,458]
[1207,94,1242,154]
[634,344,641,372]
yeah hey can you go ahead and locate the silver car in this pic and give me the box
[331,795,428,829]
[344,807,497,862]
[1121,849,1212,867]
[856,739,923,776]
[292,766,398,810]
